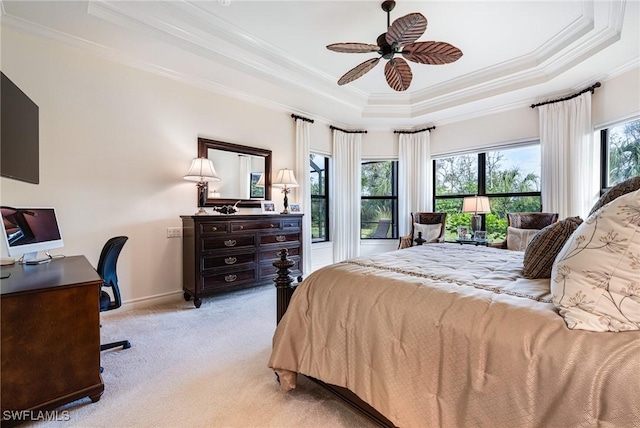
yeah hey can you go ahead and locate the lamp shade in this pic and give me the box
[272,168,299,188]
[183,158,221,182]
[462,196,491,214]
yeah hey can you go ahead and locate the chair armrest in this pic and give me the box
[398,234,413,249]
[488,240,507,249]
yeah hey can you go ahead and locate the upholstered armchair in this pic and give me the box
[490,212,559,250]
[398,212,447,249]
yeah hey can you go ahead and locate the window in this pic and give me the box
[361,160,398,239]
[600,118,640,192]
[434,144,541,242]
[310,154,329,242]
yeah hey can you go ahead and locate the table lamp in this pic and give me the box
[184,157,221,215]
[272,168,299,214]
[462,196,491,233]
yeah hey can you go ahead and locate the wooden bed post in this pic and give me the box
[273,248,298,324]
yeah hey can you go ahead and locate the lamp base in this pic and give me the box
[195,207,209,215]
[471,214,482,232]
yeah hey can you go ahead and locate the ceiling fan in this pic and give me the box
[327,0,463,92]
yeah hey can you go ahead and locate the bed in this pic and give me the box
[268,243,640,427]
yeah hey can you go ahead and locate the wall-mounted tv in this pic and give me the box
[1,72,39,184]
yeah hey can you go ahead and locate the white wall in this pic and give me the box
[1,28,296,305]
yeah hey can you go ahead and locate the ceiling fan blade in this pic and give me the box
[384,58,412,91]
[385,13,427,46]
[327,43,380,53]
[338,57,381,85]
[402,41,463,64]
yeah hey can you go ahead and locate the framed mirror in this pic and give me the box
[197,137,272,208]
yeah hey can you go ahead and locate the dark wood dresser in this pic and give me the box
[0,256,104,425]
[181,214,303,308]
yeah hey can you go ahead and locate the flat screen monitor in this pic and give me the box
[0,207,63,263]
[1,72,40,184]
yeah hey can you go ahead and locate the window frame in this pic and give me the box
[360,160,399,240]
[599,117,640,194]
[310,153,330,243]
[433,144,542,233]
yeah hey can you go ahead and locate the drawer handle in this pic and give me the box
[224,274,237,282]
[270,224,276,228]
[276,236,286,242]
[224,239,237,247]
[224,257,237,265]
[239,225,244,230]
[211,226,217,231]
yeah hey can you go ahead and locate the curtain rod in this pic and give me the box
[394,126,436,134]
[291,113,314,123]
[530,82,601,109]
[329,125,368,134]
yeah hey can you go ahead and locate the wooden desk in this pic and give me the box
[1,256,104,424]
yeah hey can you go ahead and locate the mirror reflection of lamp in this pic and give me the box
[462,196,491,233]
[272,168,299,214]
[184,158,221,215]
[255,173,265,188]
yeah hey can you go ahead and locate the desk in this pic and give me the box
[1,256,104,424]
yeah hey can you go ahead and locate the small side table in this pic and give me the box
[455,238,489,247]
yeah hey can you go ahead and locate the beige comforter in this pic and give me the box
[269,244,640,427]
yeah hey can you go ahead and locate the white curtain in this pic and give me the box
[294,119,312,275]
[539,92,599,219]
[398,131,432,236]
[332,130,362,262]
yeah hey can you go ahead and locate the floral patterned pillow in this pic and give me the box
[550,189,640,332]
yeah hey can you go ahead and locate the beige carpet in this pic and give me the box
[25,285,377,428]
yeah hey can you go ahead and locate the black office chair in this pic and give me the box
[98,236,131,352]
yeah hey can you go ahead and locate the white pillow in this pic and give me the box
[550,189,640,332]
[506,226,539,251]
[413,223,442,243]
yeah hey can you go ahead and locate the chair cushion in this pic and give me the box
[413,223,442,243]
[523,216,583,279]
[506,227,539,251]
[550,189,640,332]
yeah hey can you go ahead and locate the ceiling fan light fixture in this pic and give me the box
[327,1,462,91]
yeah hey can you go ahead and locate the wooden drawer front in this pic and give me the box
[199,222,229,235]
[261,232,300,246]
[202,268,257,292]
[260,258,301,278]
[202,235,255,251]
[281,219,301,230]
[260,245,300,263]
[202,252,255,271]
[231,220,279,232]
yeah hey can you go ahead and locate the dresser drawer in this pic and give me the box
[199,222,229,235]
[281,219,301,230]
[260,232,300,246]
[260,245,300,263]
[201,268,257,293]
[202,252,255,271]
[231,220,279,232]
[201,235,256,251]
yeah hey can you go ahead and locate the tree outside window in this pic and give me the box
[361,161,398,239]
[310,154,329,242]
[434,145,541,242]
[601,119,640,189]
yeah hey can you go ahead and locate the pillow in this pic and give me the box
[550,189,640,332]
[523,216,583,279]
[506,227,539,251]
[413,223,442,243]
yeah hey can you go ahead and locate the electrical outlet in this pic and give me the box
[167,227,182,238]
